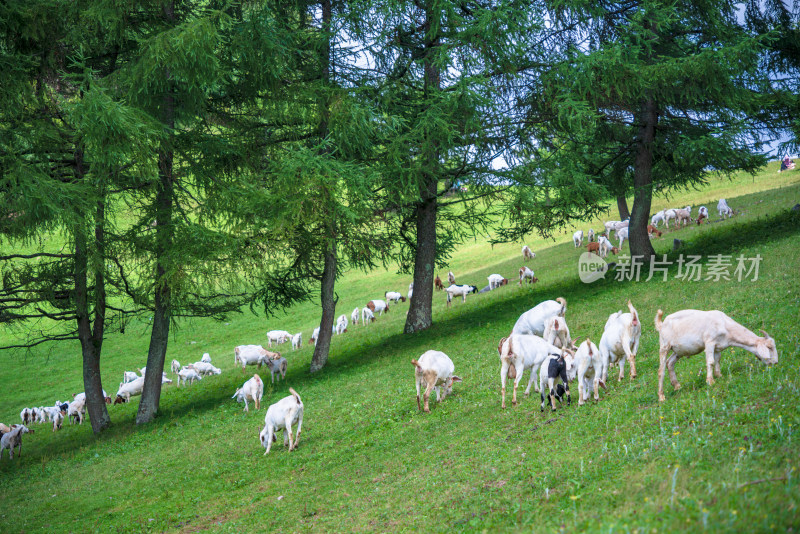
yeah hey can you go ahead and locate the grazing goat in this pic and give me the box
[539,353,577,411]
[521,245,536,260]
[385,291,406,303]
[361,307,375,325]
[234,345,277,371]
[68,397,86,422]
[604,220,620,236]
[20,408,33,425]
[351,307,360,327]
[598,300,641,382]
[366,299,389,316]
[654,309,778,402]
[616,227,628,249]
[511,297,567,337]
[518,266,538,285]
[189,361,222,377]
[310,327,319,345]
[434,275,444,291]
[487,274,508,289]
[114,376,145,404]
[651,210,666,227]
[267,330,292,348]
[499,334,565,408]
[614,220,629,232]
[291,332,302,350]
[647,225,662,237]
[447,271,456,285]
[717,198,733,219]
[588,228,595,242]
[259,388,303,454]
[123,371,139,384]
[543,316,572,349]
[674,206,692,226]
[573,230,584,247]
[445,284,478,306]
[587,242,601,255]
[412,350,462,413]
[52,411,64,432]
[263,356,288,384]
[697,206,709,225]
[663,209,678,228]
[201,353,212,363]
[1,425,33,460]
[171,359,181,374]
[573,339,607,405]
[336,314,348,335]
[233,374,264,412]
[598,236,619,258]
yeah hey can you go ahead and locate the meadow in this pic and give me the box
[1,162,799,533]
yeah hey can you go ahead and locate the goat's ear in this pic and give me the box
[451,376,463,382]
[759,329,772,340]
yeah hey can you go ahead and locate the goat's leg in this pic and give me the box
[658,345,669,402]
[667,353,680,390]
[294,417,303,449]
[284,416,294,450]
[423,381,434,413]
[593,376,600,401]
[705,343,716,386]
[577,368,587,406]
[548,378,557,411]
[617,356,625,382]
[500,362,509,409]
[714,350,722,378]
[264,426,274,455]
[524,366,537,397]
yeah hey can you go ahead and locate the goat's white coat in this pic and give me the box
[511,298,567,337]
[233,374,264,412]
[259,388,303,454]
[598,301,642,382]
[499,334,564,408]
[412,350,461,412]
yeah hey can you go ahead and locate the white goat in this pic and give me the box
[351,307,360,327]
[232,374,264,412]
[122,371,139,384]
[616,227,628,249]
[259,388,303,454]
[67,397,86,423]
[573,230,584,247]
[447,271,456,285]
[598,300,641,382]
[361,308,375,325]
[114,376,145,404]
[518,266,537,285]
[189,361,221,377]
[663,209,678,228]
[654,309,778,402]
[604,220,620,236]
[499,334,565,408]
[366,299,389,316]
[234,345,276,371]
[412,350,462,413]
[522,245,535,260]
[511,297,567,337]
[1,425,33,460]
[588,228,595,242]
[542,316,572,349]
[336,314,348,335]
[573,339,606,405]
[171,359,181,374]
[651,210,666,227]
[408,282,414,300]
[201,353,212,363]
[674,206,692,226]
[310,327,320,345]
[291,332,302,350]
[598,235,618,257]
[267,330,292,348]
[717,198,733,218]
[445,284,478,306]
[488,274,508,290]
[385,291,406,303]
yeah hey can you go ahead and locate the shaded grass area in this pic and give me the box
[0,167,799,533]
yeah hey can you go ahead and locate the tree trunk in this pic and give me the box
[629,97,657,259]
[404,186,437,333]
[404,4,440,334]
[310,242,337,372]
[616,195,630,221]
[138,2,175,423]
[73,162,110,433]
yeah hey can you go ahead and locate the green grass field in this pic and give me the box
[1,162,799,533]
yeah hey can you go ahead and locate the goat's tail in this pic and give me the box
[497,336,508,356]
[654,309,664,332]
[411,359,421,369]
[289,387,302,404]
[556,297,567,316]
[627,300,639,327]
[280,360,287,374]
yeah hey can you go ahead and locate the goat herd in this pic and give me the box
[2,196,769,459]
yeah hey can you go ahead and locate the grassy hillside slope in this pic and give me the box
[1,163,799,533]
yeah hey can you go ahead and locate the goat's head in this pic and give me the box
[113,395,126,405]
[756,330,779,365]
[444,375,462,396]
